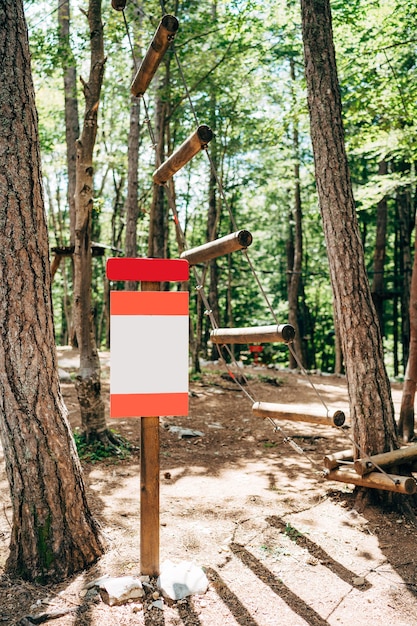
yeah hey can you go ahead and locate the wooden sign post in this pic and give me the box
[106,258,189,576]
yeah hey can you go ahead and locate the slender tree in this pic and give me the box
[73,0,109,441]
[300,0,398,485]
[0,0,103,582]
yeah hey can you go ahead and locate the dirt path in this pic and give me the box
[0,349,416,625]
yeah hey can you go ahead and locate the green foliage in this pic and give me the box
[25,0,417,375]
[73,429,131,463]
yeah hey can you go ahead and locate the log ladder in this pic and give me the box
[113,4,417,503]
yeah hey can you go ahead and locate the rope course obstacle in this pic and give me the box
[108,5,417,571]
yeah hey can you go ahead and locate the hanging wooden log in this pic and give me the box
[323,449,353,470]
[131,15,179,97]
[325,468,416,495]
[353,444,417,476]
[180,230,253,265]
[111,0,126,10]
[153,125,213,185]
[210,324,295,345]
[252,402,346,427]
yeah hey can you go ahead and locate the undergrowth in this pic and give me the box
[73,429,131,463]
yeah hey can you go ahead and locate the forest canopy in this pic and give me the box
[24,0,417,377]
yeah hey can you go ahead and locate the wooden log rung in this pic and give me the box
[353,443,417,476]
[130,15,179,97]
[325,468,416,495]
[252,402,346,427]
[210,324,295,345]
[180,230,253,265]
[323,449,353,470]
[153,125,213,185]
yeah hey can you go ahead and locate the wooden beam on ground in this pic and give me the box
[325,469,416,495]
[180,230,253,265]
[210,324,295,345]
[153,125,213,185]
[252,402,346,427]
[131,15,179,97]
[353,444,417,476]
[323,449,353,470]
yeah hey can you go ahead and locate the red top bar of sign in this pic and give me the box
[106,258,189,282]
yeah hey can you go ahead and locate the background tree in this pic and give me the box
[0,0,103,582]
[300,0,398,478]
[73,0,109,442]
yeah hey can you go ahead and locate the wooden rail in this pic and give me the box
[323,449,353,470]
[252,402,346,427]
[325,468,416,495]
[153,126,213,185]
[353,444,417,476]
[210,324,295,345]
[180,230,253,265]
[131,15,179,97]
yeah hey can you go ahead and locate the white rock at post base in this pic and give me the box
[157,560,209,601]
[97,576,145,606]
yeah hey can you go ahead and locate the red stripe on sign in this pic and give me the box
[110,291,188,316]
[110,392,189,418]
[106,258,189,282]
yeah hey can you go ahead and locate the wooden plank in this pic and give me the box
[106,257,189,282]
[252,401,346,427]
[131,15,179,97]
[353,444,417,476]
[325,469,416,495]
[210,324,295,345]
[153,126,213,185]
[180,230,253,265]
[323,449,353,470]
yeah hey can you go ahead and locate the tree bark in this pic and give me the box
[300,0,398,460]
[73,0,107,439]
[0,0,103,582]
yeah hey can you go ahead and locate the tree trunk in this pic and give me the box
[371,160,388,334]
[148,87,168,259]
[398,209,417,442]
[396,161,413,370]
[0,0,103,582]
[58,0,79,346]
[58,0,79,246]
[287,58,304,368]
[124,0,143,290]
[300,0,398,462]
[73,0,107,440]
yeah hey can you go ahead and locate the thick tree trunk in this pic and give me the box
[0,0,103,582]
[300,0,397,460]
[73,0,107,439]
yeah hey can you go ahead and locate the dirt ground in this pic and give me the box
[1,347,417,626]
